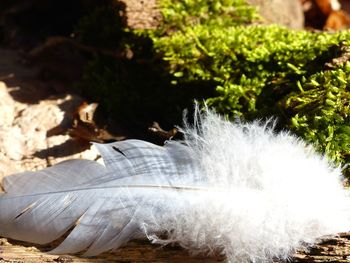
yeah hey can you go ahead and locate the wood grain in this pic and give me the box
[2,233,350,263]
[0,238,221,263]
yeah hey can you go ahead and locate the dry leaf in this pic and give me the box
[324,10,350,30]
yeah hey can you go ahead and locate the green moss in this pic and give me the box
[76,1,350,173]
[76,3,218,128]
[81,54,181,125]
[148,3,350,171]
[158,0,258,30]
[74,6,126,49]
[283,65,350,165]
[144,0,350,173]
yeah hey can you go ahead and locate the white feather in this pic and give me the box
[0,106,350,263]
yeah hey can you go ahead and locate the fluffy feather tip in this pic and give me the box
[0,106,349,263]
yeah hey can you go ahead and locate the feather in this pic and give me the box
[1,107,350,263]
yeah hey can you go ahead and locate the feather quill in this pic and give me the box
[1,107,350,262]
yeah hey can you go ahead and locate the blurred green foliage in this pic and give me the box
[76,0,350,172]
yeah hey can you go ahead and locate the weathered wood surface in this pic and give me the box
[0,238,220,263]
[291,232,350,262]
[1,233,350,263]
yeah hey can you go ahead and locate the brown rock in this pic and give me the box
[247,0,305,29]
[0,82,15,126]
[0,82,101,181]
[124,0,161,29]
[0,126,25,161]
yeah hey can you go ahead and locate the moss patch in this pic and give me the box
[76,1,350,173]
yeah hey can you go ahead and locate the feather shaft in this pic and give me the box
[1,107,350,263]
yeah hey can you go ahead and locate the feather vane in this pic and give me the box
[1,108,350,262]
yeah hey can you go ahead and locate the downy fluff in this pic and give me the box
[0,107,350,263]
